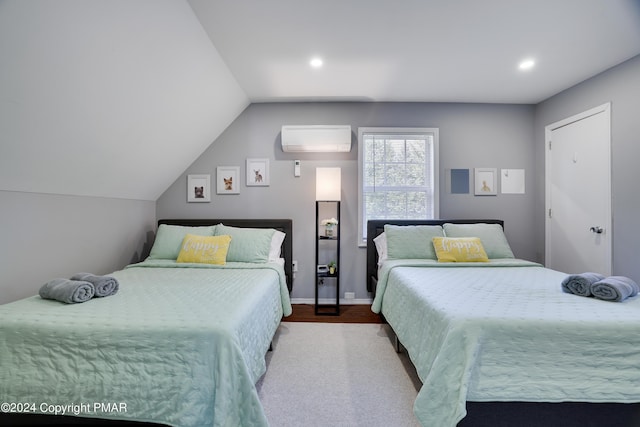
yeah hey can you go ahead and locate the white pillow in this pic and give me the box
[269,230,286,262]
[373,232,388,266]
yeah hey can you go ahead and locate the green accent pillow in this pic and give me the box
[443,223,515,259]
[214,224,275,263]
[148,224,216,260]
[384,225,444,260]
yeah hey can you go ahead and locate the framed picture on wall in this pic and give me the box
[216,166,240,194]
[187,174,211,202]
[450,168,470,194]
[501,168,526,194]
[474,168,497,196]
[246,158,270,186]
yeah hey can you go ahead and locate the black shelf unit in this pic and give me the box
[315,201,340,315]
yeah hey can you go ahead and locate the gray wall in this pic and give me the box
[0,191,156,304]
[157,102,537,301]
[534,54,640,282]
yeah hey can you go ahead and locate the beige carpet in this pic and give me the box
[256,322,422,427]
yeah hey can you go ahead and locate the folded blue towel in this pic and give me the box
[71,272,119,297]
[591,276,639,302]
[39,278,95,304]
[561,272,605,297]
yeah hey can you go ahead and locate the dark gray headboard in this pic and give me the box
[366,219,504,293]
[158,219,293,292]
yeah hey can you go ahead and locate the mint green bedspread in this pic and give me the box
[0,260,292,427]
[372,259,640,427]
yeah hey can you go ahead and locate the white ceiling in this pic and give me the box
[2,1,639,202]
[0,0,249,201]
[189,0,640,104]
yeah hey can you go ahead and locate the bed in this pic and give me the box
[0,218,293,427]
[367,219,640,427]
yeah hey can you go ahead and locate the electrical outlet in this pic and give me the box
[292,260,298,272]
[345,292,355,300]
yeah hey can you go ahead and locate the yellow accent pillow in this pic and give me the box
[432,237,489,262]
[176,234,232,265]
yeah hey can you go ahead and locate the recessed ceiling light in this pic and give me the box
[310,57,323,68]
[518,59,535,71]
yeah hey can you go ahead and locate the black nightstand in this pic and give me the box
[315,200,340,315]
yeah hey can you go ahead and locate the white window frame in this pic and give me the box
[357,127,439,247]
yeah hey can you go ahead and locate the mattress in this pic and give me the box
[372,259,640,427]
[0,260,292,427]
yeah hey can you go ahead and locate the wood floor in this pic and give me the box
[285,304,383,323]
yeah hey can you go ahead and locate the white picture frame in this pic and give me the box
[474,168,497,196]
[187,174,211,202]
[501,168,526,194]
[246,158,270,186]
[216,166,240,194]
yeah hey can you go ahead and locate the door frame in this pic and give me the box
[544,102,612,273]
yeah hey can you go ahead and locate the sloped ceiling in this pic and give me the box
[0,0,249,201]
[2,1,639,201]
[188,0,640,104]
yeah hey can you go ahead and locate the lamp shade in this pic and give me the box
[315,167,341,201]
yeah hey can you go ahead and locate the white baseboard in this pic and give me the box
[290,297,373,305]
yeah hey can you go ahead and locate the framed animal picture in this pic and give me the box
[246,158,270,186]
[216,166,240,194]
[187,174,211,202]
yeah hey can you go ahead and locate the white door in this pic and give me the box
[545,103,611,275]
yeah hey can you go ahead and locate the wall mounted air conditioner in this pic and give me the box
[281,125,352,152]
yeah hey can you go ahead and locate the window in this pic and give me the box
[357,127,439,246]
